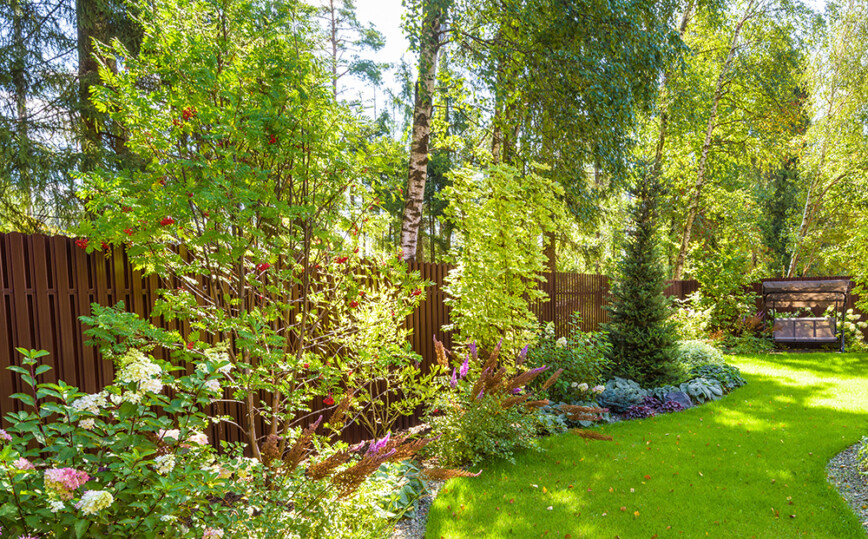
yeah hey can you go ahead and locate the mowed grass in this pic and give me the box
[425,353,868,538]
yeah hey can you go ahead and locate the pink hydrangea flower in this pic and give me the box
[44,468,89,500]
[13,458,34,471]
[0,429,12,443]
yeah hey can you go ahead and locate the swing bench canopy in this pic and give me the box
[762,279,850,349]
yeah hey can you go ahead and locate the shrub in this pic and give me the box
[442,164,565,354]
[0,347,235,537]
[676,340,725,368]
[597,377,647,413]
[687,364,746,392]
[526,318,611,402]
[835,308,868,352]
[425,338,606,467]
[603,176,679,386]
[671,294,713,340]
[690,243,759,333]
[720,333,774,354]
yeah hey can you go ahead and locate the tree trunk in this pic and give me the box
[400,4,442,261]
[651,0,696,178]
[12,0,32,219]
[672,0,756,280]
[76,0,103,170]
[328,0,338,100]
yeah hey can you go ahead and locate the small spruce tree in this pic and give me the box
[603,174,678,386]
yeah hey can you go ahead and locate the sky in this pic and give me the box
[344,0,411,110]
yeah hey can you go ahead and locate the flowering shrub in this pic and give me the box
[0,348,234,537]
[525,318,611,402]
[1,348,471,538]
[424,338,608,467]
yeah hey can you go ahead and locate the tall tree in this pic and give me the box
[400,0,446,261]
[0,0,79,232]
[316,0,387,100]
[604,173,678,386]
[672,0,759,280]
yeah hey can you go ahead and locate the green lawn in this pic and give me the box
[425,353,868,538]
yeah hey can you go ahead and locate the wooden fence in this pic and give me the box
[2,231,860,446]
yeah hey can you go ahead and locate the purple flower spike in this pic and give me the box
[310,415,324,430]
[518,345,528,365]
[511,387,522,394]
[469,342,478,361]
[366,432,391,456]
[476,388,484,400]
[459,356,469,379]
[450,368,457,388]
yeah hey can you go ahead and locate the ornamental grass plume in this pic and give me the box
[541,368,564,391]
[420,467,482,481]
[282,415,323,473]
[571,429,614,441]
[500,395,530,409]
[559,404,608,422]
[434,337,449,369]
[305,451,351,481]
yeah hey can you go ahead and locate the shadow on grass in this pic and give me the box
[424,353,868,538]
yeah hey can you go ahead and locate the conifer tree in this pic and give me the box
[603,174,678,386]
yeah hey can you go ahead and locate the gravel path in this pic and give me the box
[389,480,444,539]
[827,442,868,535]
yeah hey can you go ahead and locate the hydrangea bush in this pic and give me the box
[525,318,610,402]
[0,348,234,537]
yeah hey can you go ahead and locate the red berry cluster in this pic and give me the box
[160,217,176,226]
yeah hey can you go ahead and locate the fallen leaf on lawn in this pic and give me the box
[634,511,640,517]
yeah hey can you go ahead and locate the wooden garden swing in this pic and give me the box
[762,279,851,351]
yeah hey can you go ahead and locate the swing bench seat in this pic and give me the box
[772,317,838,343]
[762,279,851,351]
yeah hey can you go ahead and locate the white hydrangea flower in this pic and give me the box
[138,378,163,394]
[593,384,605,394]
[75,490,114,515]
[555,337,568,348]
[158,429,181,441]
[204,349,232,374]
[153,454,176,475]
[121,391,143,404]
[49,500,65,513]
[188,431,209,445]
[578,382,589,392]
[160,514,177,522]
[204,379,221,393]
[118,350,162,389]
[71,392,107,415]
[79,418,95,430]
